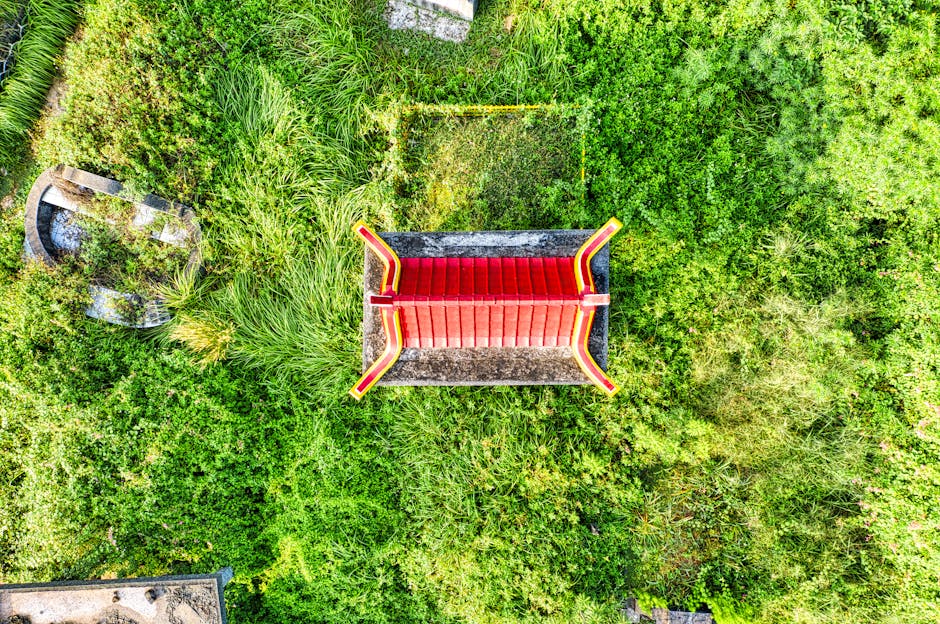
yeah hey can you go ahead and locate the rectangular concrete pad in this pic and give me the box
[0,571,229,624]
[361,229,610,386]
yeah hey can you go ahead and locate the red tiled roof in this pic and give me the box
[397,257,578,297]
[392,257,578,348]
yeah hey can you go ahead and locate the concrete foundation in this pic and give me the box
[0,569,231,624]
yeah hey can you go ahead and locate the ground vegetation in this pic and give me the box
[0,1,938,623]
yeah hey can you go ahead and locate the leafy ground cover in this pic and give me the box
[1,0,939,623]
[60,185,192,292]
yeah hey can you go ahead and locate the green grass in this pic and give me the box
[0,0,79,174]
[390,107,586,231]
[1,0,939,623]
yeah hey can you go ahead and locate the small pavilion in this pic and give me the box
[350,219,621,398]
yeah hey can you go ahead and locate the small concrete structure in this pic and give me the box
[0,569,231,624]
[623,598,715,624]
[24,165,201,328]
[351,221,621,398]
[386,0,476,42]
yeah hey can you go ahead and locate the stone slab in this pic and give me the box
[410,0,476,20]
[48,208,83,252]
[0,570,231,624]
[386,0,472,42]
[86,285,171,329]
[623,598,715,624]
[361,229,610,386]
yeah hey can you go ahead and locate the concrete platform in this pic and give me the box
[0,569,231,624]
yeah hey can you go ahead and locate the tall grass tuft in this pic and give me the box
[169,191,365,396]
[221,244,361,395]
[167,313,234,366]
[0,0,80,171]
[266,1,392,149]
[208,64,359,275]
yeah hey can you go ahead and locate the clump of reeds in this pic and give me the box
[0,0,80,171]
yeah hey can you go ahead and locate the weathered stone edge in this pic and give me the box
[405,0,477,21]
[0,568,233,624]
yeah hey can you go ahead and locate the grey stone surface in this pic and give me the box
[130,204,190,247]
[378,346,588,386]
[48,208,85,252]
[0,570,230,624]
[131,203,160,231]
[622,598,715,624]
[410,0,476,20]
[85,285,171,329]
[381,229,592,258]
[361,229,611,386]
[386,0,472,42]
